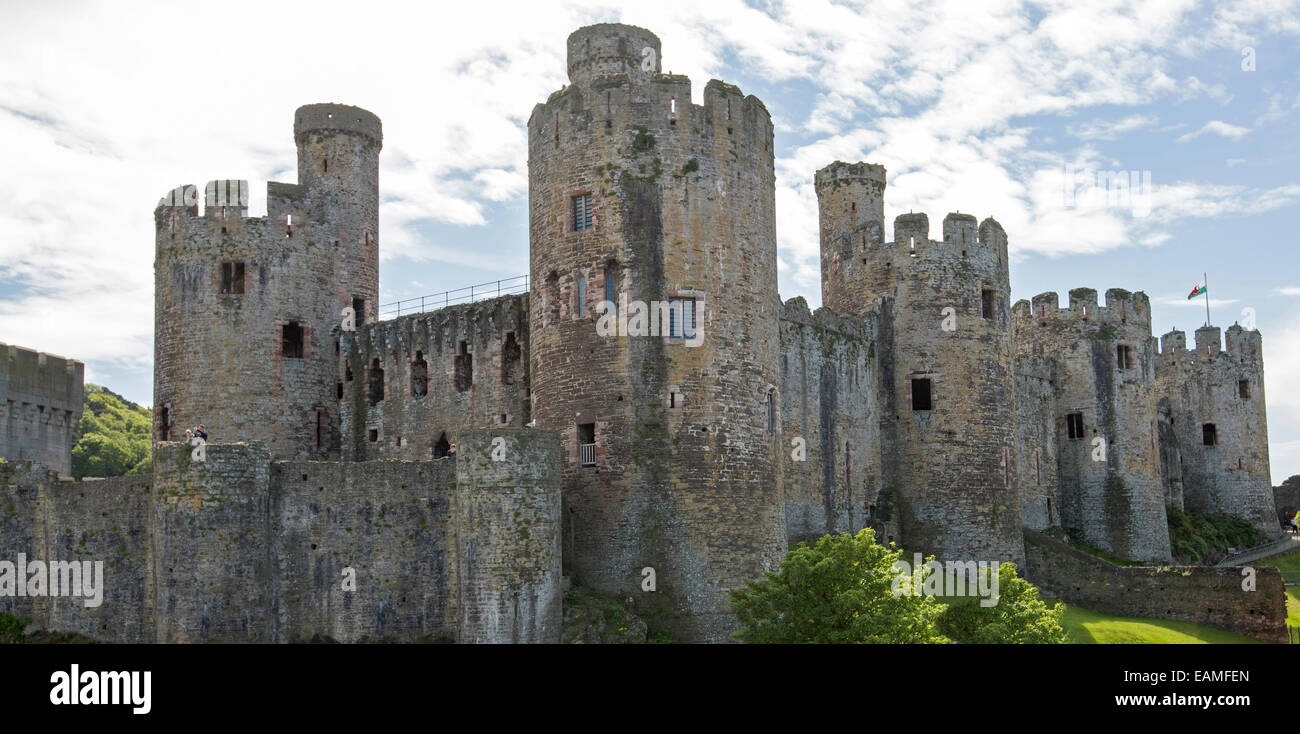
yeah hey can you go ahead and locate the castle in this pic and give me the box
[0,23,1287,644]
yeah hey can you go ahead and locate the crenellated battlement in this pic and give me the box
[876,212,1006,253]
[1155,323,1263,367]
[530,27,772,161]
[1,341,84,406]
[1014,287,1152,334]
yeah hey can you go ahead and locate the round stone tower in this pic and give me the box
[1016,288,1171,561]
[815,161,887,314]
[528,23,784,641]
[816,173,1024,563]
[1155,324,1279,537]
[153,103,381,459]
[294,103,382,320]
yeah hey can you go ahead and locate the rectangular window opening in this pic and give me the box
[454,341,473,392]
[1117,344,1134,370]
[572,194,593,231]
[578,422,596,466]
[1203,423,1217,446]
[1238,380,1250,399]
[1066,412,1084,440]
[667,297,697,339]
[282,322,305,358]
[981,289,995,320]
[911,378,932,411]
[221,262,246,294]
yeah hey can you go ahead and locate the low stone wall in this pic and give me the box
[1022,529,1288,643]
[0,462,151,643]
[2,428,562,643]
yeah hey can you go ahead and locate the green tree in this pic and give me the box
[70,385,152,479]
[935,562,1066,644]
[730,528,948,643]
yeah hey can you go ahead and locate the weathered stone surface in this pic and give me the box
[2,430,560,644]
[528,23,784,643]
[153,104,381,461]
[1,22,1285,644]
[1155,325,1279,537]
[1012,289,1171,561]
[1023,529,1288,643]
[0,343,82,476]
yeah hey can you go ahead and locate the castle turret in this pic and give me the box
[528,24,783,641]
[154,104,382,460]
[1013,288,1171,561]
[1155,323,1278,536]
[819,167,1025,563]
[815,161,886,314]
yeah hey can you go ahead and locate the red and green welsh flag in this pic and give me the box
[1187,280,1207,299]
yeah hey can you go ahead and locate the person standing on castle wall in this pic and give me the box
[195,425,208,441]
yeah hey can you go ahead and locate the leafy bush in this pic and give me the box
[731,529,1065,644]
[731,528,949,643]
[935,562,1067,644]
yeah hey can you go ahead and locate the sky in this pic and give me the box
[0,0,1297,483]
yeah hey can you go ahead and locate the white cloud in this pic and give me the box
[3,0,1300,378]
[1175,120,1251,142]
[1274,286,1300,296]
[1068,114,1159,140]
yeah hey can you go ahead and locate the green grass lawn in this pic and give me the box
[1250,547,1300,628]
[1054,547,1300,643]
[1056,603,1263,644]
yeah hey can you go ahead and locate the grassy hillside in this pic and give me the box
[1166,504,1262,564]
[70,384,151,479]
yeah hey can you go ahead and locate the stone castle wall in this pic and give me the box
[1,430,560,643]
[340,295,530,462]
[0,462,149,642]
[777,297,883,544]
[1014,355,1060,531]
[0,343,83,476]
[1023,530,1288,643]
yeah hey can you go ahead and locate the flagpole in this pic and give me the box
[1203,271,1210,327]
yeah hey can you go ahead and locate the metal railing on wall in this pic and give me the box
[378,274,529,320]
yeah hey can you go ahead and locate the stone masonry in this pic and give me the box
[0,22,1285,643]
[0,343,83,476]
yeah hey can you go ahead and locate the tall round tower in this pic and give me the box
[1017,288,1171,561]
[528,24,784,641]
[153,104,381,459]
[294,103,382,323]
[815,161,887,314]
[877,209,1023,563]
[1155,324,1279,537]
